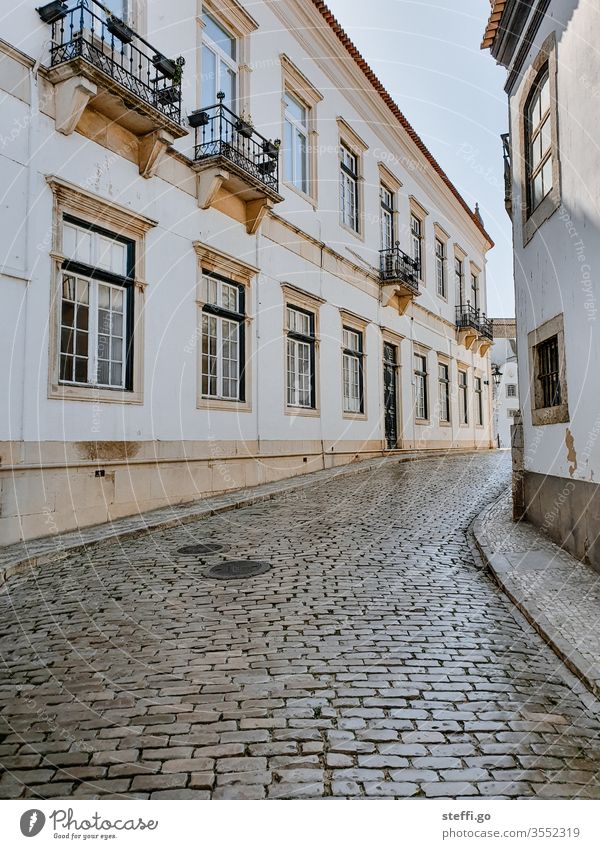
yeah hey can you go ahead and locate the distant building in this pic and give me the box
[483,1,600,569]
[490,319,518,449]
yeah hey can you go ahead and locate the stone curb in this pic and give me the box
[471,489,600,701]
[0,447,486,590]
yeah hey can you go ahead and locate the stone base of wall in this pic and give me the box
[523,470,600,572]
[1,438,490,545]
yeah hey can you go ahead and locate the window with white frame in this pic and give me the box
[340,144,359,232]
[438,362,450,423]
[474,375,483,425]
[458,369,468,424]
[59,218,132,390]
[455,256,464,305]
[470,272,479,311]
[342,328,364,414]
[283,91,309,194]
[414,353,428,420]
[286,306,315,408]
[201,12,237,110]
[506,383,517,398]
[411,214,423,278]
[201,273,245,401]
[435,238,446,298]
[380,185,394,250]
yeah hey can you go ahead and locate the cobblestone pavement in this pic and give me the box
[2,452,600,800]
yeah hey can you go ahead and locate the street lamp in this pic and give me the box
[491,363,503,387]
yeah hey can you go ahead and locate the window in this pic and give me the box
[59,218,133,390]
[506,383,517,398]
[458,370,468,424]
[435,238,446,298]
[474,376,483,426]
[536,335,561,408]
[286,306,315,408]
[470,272,479,310]
[411,214,423,278]
[342,328,364,414]
[526,68,552,215]
[438,362,450,423]
[201,273,245,401]
[455,257,464,305]
[201,12,237,110]
[340,145,358,232]
[508,408,520,418]
[284,92,309,193]
[414,353,428,420]
[103,0,127,17]
[380,186,394,250]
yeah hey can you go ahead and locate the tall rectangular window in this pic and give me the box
[380,186,394,250]
[59,218,133,390]
[474,375,483,425]
[342,328,364,413]
[201,273,245,401]
[414,353,428,420]
[340,145,358,232]
[201,12,237,110]
[286,306,315,408]
[536,335,561,408]
[471,272,479,310]
[284,92,309,194]
[435,238,446,298]
[526,68,553,215]
[411,214,423,278]
[455,256,464,305]
[458,369,468,424]
[506,383,517,398]
[438,362,450,423]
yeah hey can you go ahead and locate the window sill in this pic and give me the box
[342,411,367,421]
[339,220,363,242]
[523,186,561,246]
[197,397,252,413]
[439,420,452,427]
[283,180,317,209]
[49,383,142,404]
[414,418,430,425]
[285,405,320,418]
[531,403,569,426]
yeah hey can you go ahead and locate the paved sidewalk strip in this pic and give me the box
[0,448,484,588]
[473,489,600,699]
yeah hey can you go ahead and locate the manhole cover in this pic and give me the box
[177,543,226,555]
[205,560,271,580]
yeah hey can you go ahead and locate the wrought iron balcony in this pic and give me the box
[37,0,184,125]
[379,243,420,294]
[192,94,281,195]
[456,303,493,341]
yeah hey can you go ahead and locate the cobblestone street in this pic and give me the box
[1,452,600,800]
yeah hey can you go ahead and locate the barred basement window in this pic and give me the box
[287,305,315,408]
[342,327,364,414]
[438,362,450,423]
[414,353,428,421]
[59,217,134,390]
[201,273,245,401]
[536,335,561,408]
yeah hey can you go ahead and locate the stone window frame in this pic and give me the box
[339,308,369,421]
[437,355,451,427]
[433,222,449,301]
[337,117,368,241]
[193,241,257,413]
[281,283,324,418]
[413,343,430,424]
[519,32,561,247]
[409,196,429,284]
[280,54,323,207]
[46,175,155,405]
[527,312,569,426]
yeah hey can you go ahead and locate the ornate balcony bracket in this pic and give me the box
[380,283,415,315]
[477,338,493,356]
[139,129,174,179]
[53,73,97,135]
[457,327,479,351]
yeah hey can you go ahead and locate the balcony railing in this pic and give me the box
[192,94,280,194]
[37,0,184,124]
[379,243,420,294]
[456,303,493,340]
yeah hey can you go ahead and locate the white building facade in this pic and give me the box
[483,0,600,568]
[0,0,494,545]
[490,320,519,449]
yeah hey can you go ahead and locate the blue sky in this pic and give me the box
[325,0,513,317]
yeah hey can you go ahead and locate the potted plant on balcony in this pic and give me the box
[257,158,277,177]
[262,138,280,158]
[106,14,135,45]
[154,58,184,108]
[152,54,185,80]
[187,109,210,128]
[36,0,68,24]
[235,110,254,139]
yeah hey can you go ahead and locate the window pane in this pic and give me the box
[295,128,307,192]
[61,327,74,355]
[62,276,76,302]
[201,45,216,106]
[283,119,294,183]
[75,357,88,383]
[221,63,236,111]
[203,13,236,60]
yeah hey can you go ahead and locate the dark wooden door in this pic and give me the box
[383,343,398,449]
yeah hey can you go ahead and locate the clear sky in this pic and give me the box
[325,0,514,317]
